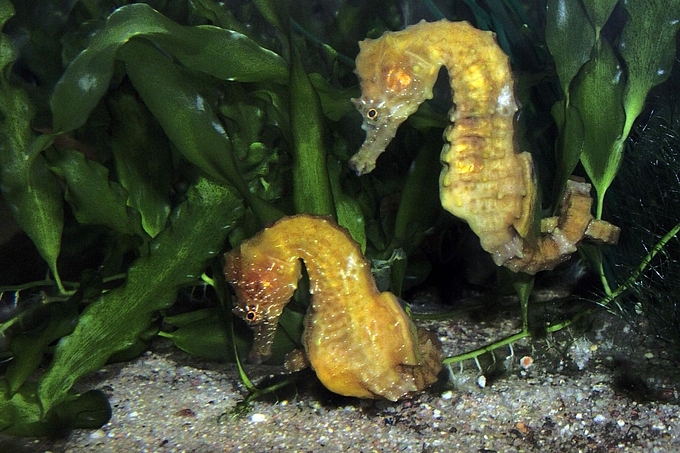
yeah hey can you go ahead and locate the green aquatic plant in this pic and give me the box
[0,0,679,436]
[0,0,338,434]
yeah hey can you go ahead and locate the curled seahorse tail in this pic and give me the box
[502,179,620,274]
[405,328,443,396]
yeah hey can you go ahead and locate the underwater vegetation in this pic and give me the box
[0,0,679,437]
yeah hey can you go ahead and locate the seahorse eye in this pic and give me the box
[366,108,379,120]
[241,305,259,322]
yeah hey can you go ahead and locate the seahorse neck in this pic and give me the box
[270,216,376,305]
[400,21,517,118]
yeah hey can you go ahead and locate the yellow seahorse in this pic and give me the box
[349,19,619,274]
[224,214,442,401]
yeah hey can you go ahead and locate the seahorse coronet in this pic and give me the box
[224,214,442,401]
[350,19,620,274]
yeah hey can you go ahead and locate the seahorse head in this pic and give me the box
[224,247,300,364]
[349,35,439,175]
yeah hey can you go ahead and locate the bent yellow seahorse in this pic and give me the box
[349,19,619,274]
[224,214,442,401]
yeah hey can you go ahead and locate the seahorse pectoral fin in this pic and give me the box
[284,348,310,373]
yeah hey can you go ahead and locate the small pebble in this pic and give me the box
[250,413,267,423]
[520,356,534,370]
[89,429,106,439]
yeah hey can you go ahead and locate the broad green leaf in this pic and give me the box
[120,39,282,225]
[546,0,596,97]
[0,1,65,292]
[160,307,304,364]
[108,91,173,238]
[619,0,680,136]
[308,73,357,122]
[51,389,112,431]
[4,301,78,396]
[37,178,244,414]
[161,314,245,361]
[47,148,145,237]
[582,0,618,35]
[218,85,283,199]
[51,2,287,133]
[0,381,45,436]
[573,40,626,209]
[119,40,237,186]
[289,42,335,217]
[0,380,111,437]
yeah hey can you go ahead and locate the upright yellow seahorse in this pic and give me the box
[350,19,619,274]
[224,214,442,401]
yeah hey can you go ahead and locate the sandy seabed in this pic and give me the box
[3,304,680,453]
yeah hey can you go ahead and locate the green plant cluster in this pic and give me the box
[0,0,446,435]
[0,0,678,437]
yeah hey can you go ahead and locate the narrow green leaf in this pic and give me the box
[546,0,596,96]
[289,43,335,217]
[252,0,290,33]
[108,91,173,238]
[328,158,366,252]
[552,100,585,201]
[619,0,680,134]
[393,137,441,253]
[46,148,145,237]
[51,3,287,133]
[573,40,626,205]
[37,178,244,414]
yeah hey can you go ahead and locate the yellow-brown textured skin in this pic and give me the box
[224,215,442,401]
[350,20,619,274]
